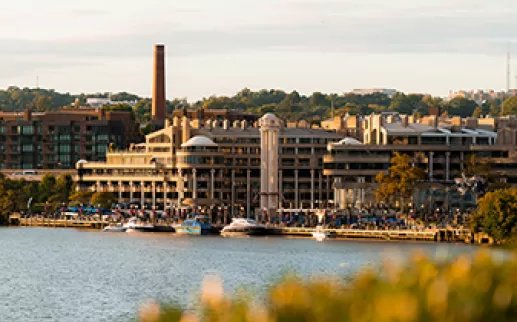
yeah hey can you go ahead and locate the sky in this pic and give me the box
[0,0,516,101]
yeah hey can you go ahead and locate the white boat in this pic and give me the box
[102,224,127,232]
[220,218,267,236]
[312,226,330,241]
[124,217,156,233]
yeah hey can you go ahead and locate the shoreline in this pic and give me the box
[8,225,480,245]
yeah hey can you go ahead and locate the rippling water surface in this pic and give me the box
[0,228,482,322]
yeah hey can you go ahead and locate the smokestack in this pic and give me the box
[152,44,166,122]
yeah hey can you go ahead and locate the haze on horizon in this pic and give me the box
[0,0,515,101]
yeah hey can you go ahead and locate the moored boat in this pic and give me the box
[102,224,127,232]
[124,217,164,233]
[220,218,266,237]
[175,215,212,235]
[312,226,330,241]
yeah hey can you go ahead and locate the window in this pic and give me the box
[21,126,34,135]
[59,135,71,141]
[59,155,71,163]
[59,145,71,153]
[22,145,33,152]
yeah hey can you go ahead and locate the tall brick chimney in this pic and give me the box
[152,44,166,122]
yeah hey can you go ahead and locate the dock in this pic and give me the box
[11,218,474,243]
[16,218,110,229]
[268,227,441,242]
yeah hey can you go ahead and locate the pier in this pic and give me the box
[12,218,475,243]
[16,218,109,229]
[266,226,471,242]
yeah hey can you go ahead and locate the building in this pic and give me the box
[324,113,517,211]
[172,108,259,124]
[0,108,140,169]
[447,89,517,104]
[86,98,138,108]
[351,88,397,97]
[75,111,517,217]
[75,113,341,217]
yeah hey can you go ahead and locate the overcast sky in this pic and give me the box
[0,0,515,100]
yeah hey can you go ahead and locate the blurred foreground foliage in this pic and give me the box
[138,250,517,322]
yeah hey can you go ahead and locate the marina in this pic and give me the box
[13,217,476,243]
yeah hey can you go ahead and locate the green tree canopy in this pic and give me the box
[471,188,517,243]
[443,97,479,118]
[69,191,93,206]
[90,192,117,209]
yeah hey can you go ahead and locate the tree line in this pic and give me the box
[0,173,117,225]
[2,87,517,126]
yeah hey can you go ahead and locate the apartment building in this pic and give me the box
[0,108,140,169]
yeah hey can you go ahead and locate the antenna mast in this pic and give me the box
[507,43,511,93]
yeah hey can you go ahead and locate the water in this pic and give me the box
[0,227,482,322]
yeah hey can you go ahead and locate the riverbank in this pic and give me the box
[11,217,489,244]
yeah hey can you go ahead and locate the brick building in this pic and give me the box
[0,108,140,169]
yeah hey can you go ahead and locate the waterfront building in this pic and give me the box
[324,113,517,211]
[0,108,140,169]
[75,110,517,217]
[75,113,341,217]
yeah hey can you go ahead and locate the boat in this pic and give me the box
[102,224,127,232]
[220,218,267,236]
[312,226,330,241]
[174,215,212,235]
[121,217,174,233]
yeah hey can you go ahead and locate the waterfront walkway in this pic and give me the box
[12,218,476,243]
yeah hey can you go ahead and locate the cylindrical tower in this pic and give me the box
[259,113,281,218]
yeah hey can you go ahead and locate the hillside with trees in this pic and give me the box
[0,86,514,125]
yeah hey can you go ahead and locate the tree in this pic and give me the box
[38,174,56,203]
[464,154,490,178]
[502,97,517,116]
[443,97,479,117]
[472,107,482,118]
[471,188,517,243]
[375,153,424,209]
[55,174,74,203]
[90,192,117,209]
[69,191,93,206]
[389,93,425,115]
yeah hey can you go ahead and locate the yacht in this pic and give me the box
[175,215,212,235]
[121,217,175,233]
[124,217,158,233]
[220,218,267,236]
[102,224,127,232]
[312,226,330,241]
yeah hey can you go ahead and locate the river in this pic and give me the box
[0,227,484,322]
